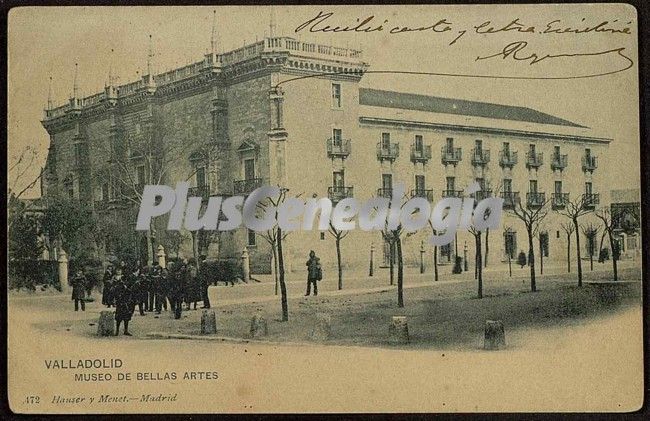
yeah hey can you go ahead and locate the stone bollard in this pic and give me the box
[241,247,250,283]
[309,312,331,341]
[97,311,115,337]
[201,310,217,334]
[58,249,69,294]
[157,245,166,269]
[389,316,410,344]
[249,314,268,338]
[484,320,506,350]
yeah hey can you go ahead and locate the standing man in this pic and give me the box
[101,265,115,308]
[70,269,87,311]
[113,268,133,336]
[305,250,322,297]
[200,260,211,309]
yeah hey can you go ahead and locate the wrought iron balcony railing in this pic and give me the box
[233,178,264,195]
[525,152,544,169]
[472,189,493,201]
[550,154,568,171]
[326,138,351,158]
[582,193,600,209]
[500,191,520,209]
[582,155,598,173]
[499,150,518,168]
[441,147,462,166]
[526,192,546,208]
[410,189,434,202]
[376,142,399,161]
[410,144,432,164]
[188,185,211,199]
[471,148,491,166]
[442,189,463,198]
[551,192,569,209]
[328,186,354,203]
[376,188,393,198]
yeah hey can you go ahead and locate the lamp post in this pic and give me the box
[419,240,425,274]
[463,241,468,272]
[369,243,375,277]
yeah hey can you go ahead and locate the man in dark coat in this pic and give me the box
[101,265,115,308]
[305,250,321,296]
[151,263,167,314]
[70,269,87,311]
[169,261,185,319]
[200,260,211,309]
[112,268,133,336]
[131,267,147,316]
[185,259,201,310]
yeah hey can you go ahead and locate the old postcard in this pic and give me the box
[6,4,642,414]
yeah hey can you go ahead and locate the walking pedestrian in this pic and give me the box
[305,250,322,296]
[70,269,87,311]
[112,268,133,336]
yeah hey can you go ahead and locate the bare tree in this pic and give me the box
[595,207,620,282]
[507,196,550,292]
[427,222,439,282]
[381,227,404,306]
[560,222,575,273]
[503,225,514,277]
[581,223,600,272]
[8,146,46,230]
[328,223,350,290]
[468,226,484,298]
[557,195,595,287]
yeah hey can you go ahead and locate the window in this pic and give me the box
[555,181,563,194]
[136,165,146,186]
[504,230,517,259]
[247,229,256,247]
[446,176,455,191]
[244,159,255,180]
[475,139,482,152]
[503,178,512,192]
[529,180,538,193]
[196,166,206,187]
[440,242,452,262]
[585,182,593,195]
[74,143,83,166]
[529,144,536,154]
[332,128,342,146]
[333,171,345,189]
[554,145,560,156]
[585,148,591,159]
[101,183,109,201]
[446,137,454,151]
[382,173,393,190]
[381,133,391,150]
[503,142,510,154]
[414,135,423,152]
[476,177,486,191]
[415,175,425,192]
[331,83,341,108]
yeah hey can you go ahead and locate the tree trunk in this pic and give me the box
[573,218,583,287]
[336,236,342,290]
[389,240,395,286]
[272,241,279,296]
[528,228,536,292]
[433,245,438,282]
[146,225,154,266]
[608,233,618,281]
[484,228,489,268]
[474,242,478,280]
[566,234,571,273]
[475,231,483,298]
[277,227,288,321]
[508,252,512,277]
[396,235,404,308]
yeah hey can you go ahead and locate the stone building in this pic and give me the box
[41,22,611,274]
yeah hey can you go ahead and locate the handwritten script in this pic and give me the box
[294,11,635,79]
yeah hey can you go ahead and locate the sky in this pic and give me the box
[7,5,639,198]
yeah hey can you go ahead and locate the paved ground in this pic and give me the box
[7,260,644,413]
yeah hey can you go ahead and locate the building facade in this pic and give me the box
[41,28,611,274]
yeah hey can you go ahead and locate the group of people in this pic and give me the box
[71,258,211,336]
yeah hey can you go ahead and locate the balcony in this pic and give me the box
[376,142,399,162]
[525,152,544,169]
[410,189,434,202]
[500,191,520,209]
[188,185,211,199]
[471,148,490,167]
[442,189,463,198]
[328,186,353,204]
[526,192,546,208]
[499,150,518,168]
[551,192,570,209]
[376,188,393,198]
[233,178,264,195]
[550,154,568,171]
[326,138,351,159]
[582,155,598,173]
[441,147,462,166]
[410,144,432,164]
[472,189,493,201]
[582,193,600,209]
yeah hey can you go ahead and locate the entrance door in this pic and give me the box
[244,159,255,180]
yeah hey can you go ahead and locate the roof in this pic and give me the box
[358,88,586,128]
